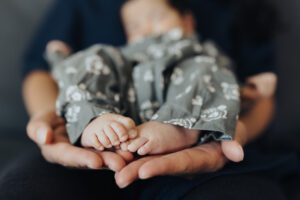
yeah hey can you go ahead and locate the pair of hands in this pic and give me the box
[27,110,246,188]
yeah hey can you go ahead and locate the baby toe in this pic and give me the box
[96,131,112,148]
[127,137,148,153]
[115,116,136,130]
[120,141,130,151]
[137,142,152,156]
[92,134,104,151]
[104,125,120,146]
[110,122,129,142]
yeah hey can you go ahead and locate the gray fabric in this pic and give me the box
[49,30,240,144]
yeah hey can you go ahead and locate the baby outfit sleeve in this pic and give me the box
[51,45,129,144]
[151,54,240,143]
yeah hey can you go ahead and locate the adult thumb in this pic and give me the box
[27,121,54,145]
[221,140,244,163]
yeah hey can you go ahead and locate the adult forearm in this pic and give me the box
[22,70,58,116]
[239,97,275,145]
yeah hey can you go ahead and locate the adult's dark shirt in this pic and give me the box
[22,0,275,81]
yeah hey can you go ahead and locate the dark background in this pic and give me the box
[0,0,299,168]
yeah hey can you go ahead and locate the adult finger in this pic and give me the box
[98,151,128,172]
[41,142,104,169]
[221,140,244,162]
[27,120,54,145]
[115,156,156,188]
[139,143,226,179]
[115,150,134,163]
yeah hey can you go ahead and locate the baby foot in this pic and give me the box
[81,113,137,150]
[124,121,199,155]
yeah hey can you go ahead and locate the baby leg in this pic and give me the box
[81,113,138,150]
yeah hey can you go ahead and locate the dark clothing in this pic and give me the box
[0,145,297,200]
[22,0,275,82]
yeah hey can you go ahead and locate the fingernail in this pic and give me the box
[113,141,120,146]
[120,136,128,142]
[117,179,128,189]
[128,130,137,138]
[37,127,47,144]
[139,171,150,179]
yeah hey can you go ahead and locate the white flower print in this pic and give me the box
[140,101,160,121]
[96,91,107,100]
[211,65,218,72]
[160,76,165,89]
[221,82,240,101]
[151,114,159,120]
[194,56,216,64]
[171,68,184,85]
[163,118,197,129]
[192,95,203,106]
[114,94,120,102]
[97,111,111,117]
[185,85,192,94]
[203,75,216,93]
[85,91,93,101]
[168,40,191,58]
[175,93,184,100]
[167,28,183,40]
[147,44,164,58]
[66,86,86,102]
[127,87,136,103]
[144,109,154,120]
[65,105,81,123]
[141,100,153,110]
[78,83,87,90]
[132,53,148,63]
[175,85,193,100]
[65,66,78,74]
[201,105,228,122]
[144,70,154,82]
[85,55,110,75]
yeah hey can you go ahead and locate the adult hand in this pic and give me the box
[26,110,134,171]
[115,122,247,188]
[27,110,64,145]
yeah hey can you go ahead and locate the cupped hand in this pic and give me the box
[26,110,134,171]
[115,122,246,188]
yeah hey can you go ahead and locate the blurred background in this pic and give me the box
[0,0,299,169]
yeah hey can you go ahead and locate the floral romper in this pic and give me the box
[49,29,240,144]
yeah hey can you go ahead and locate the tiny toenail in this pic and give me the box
[129,130,137,138]
[120,136,128,141]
